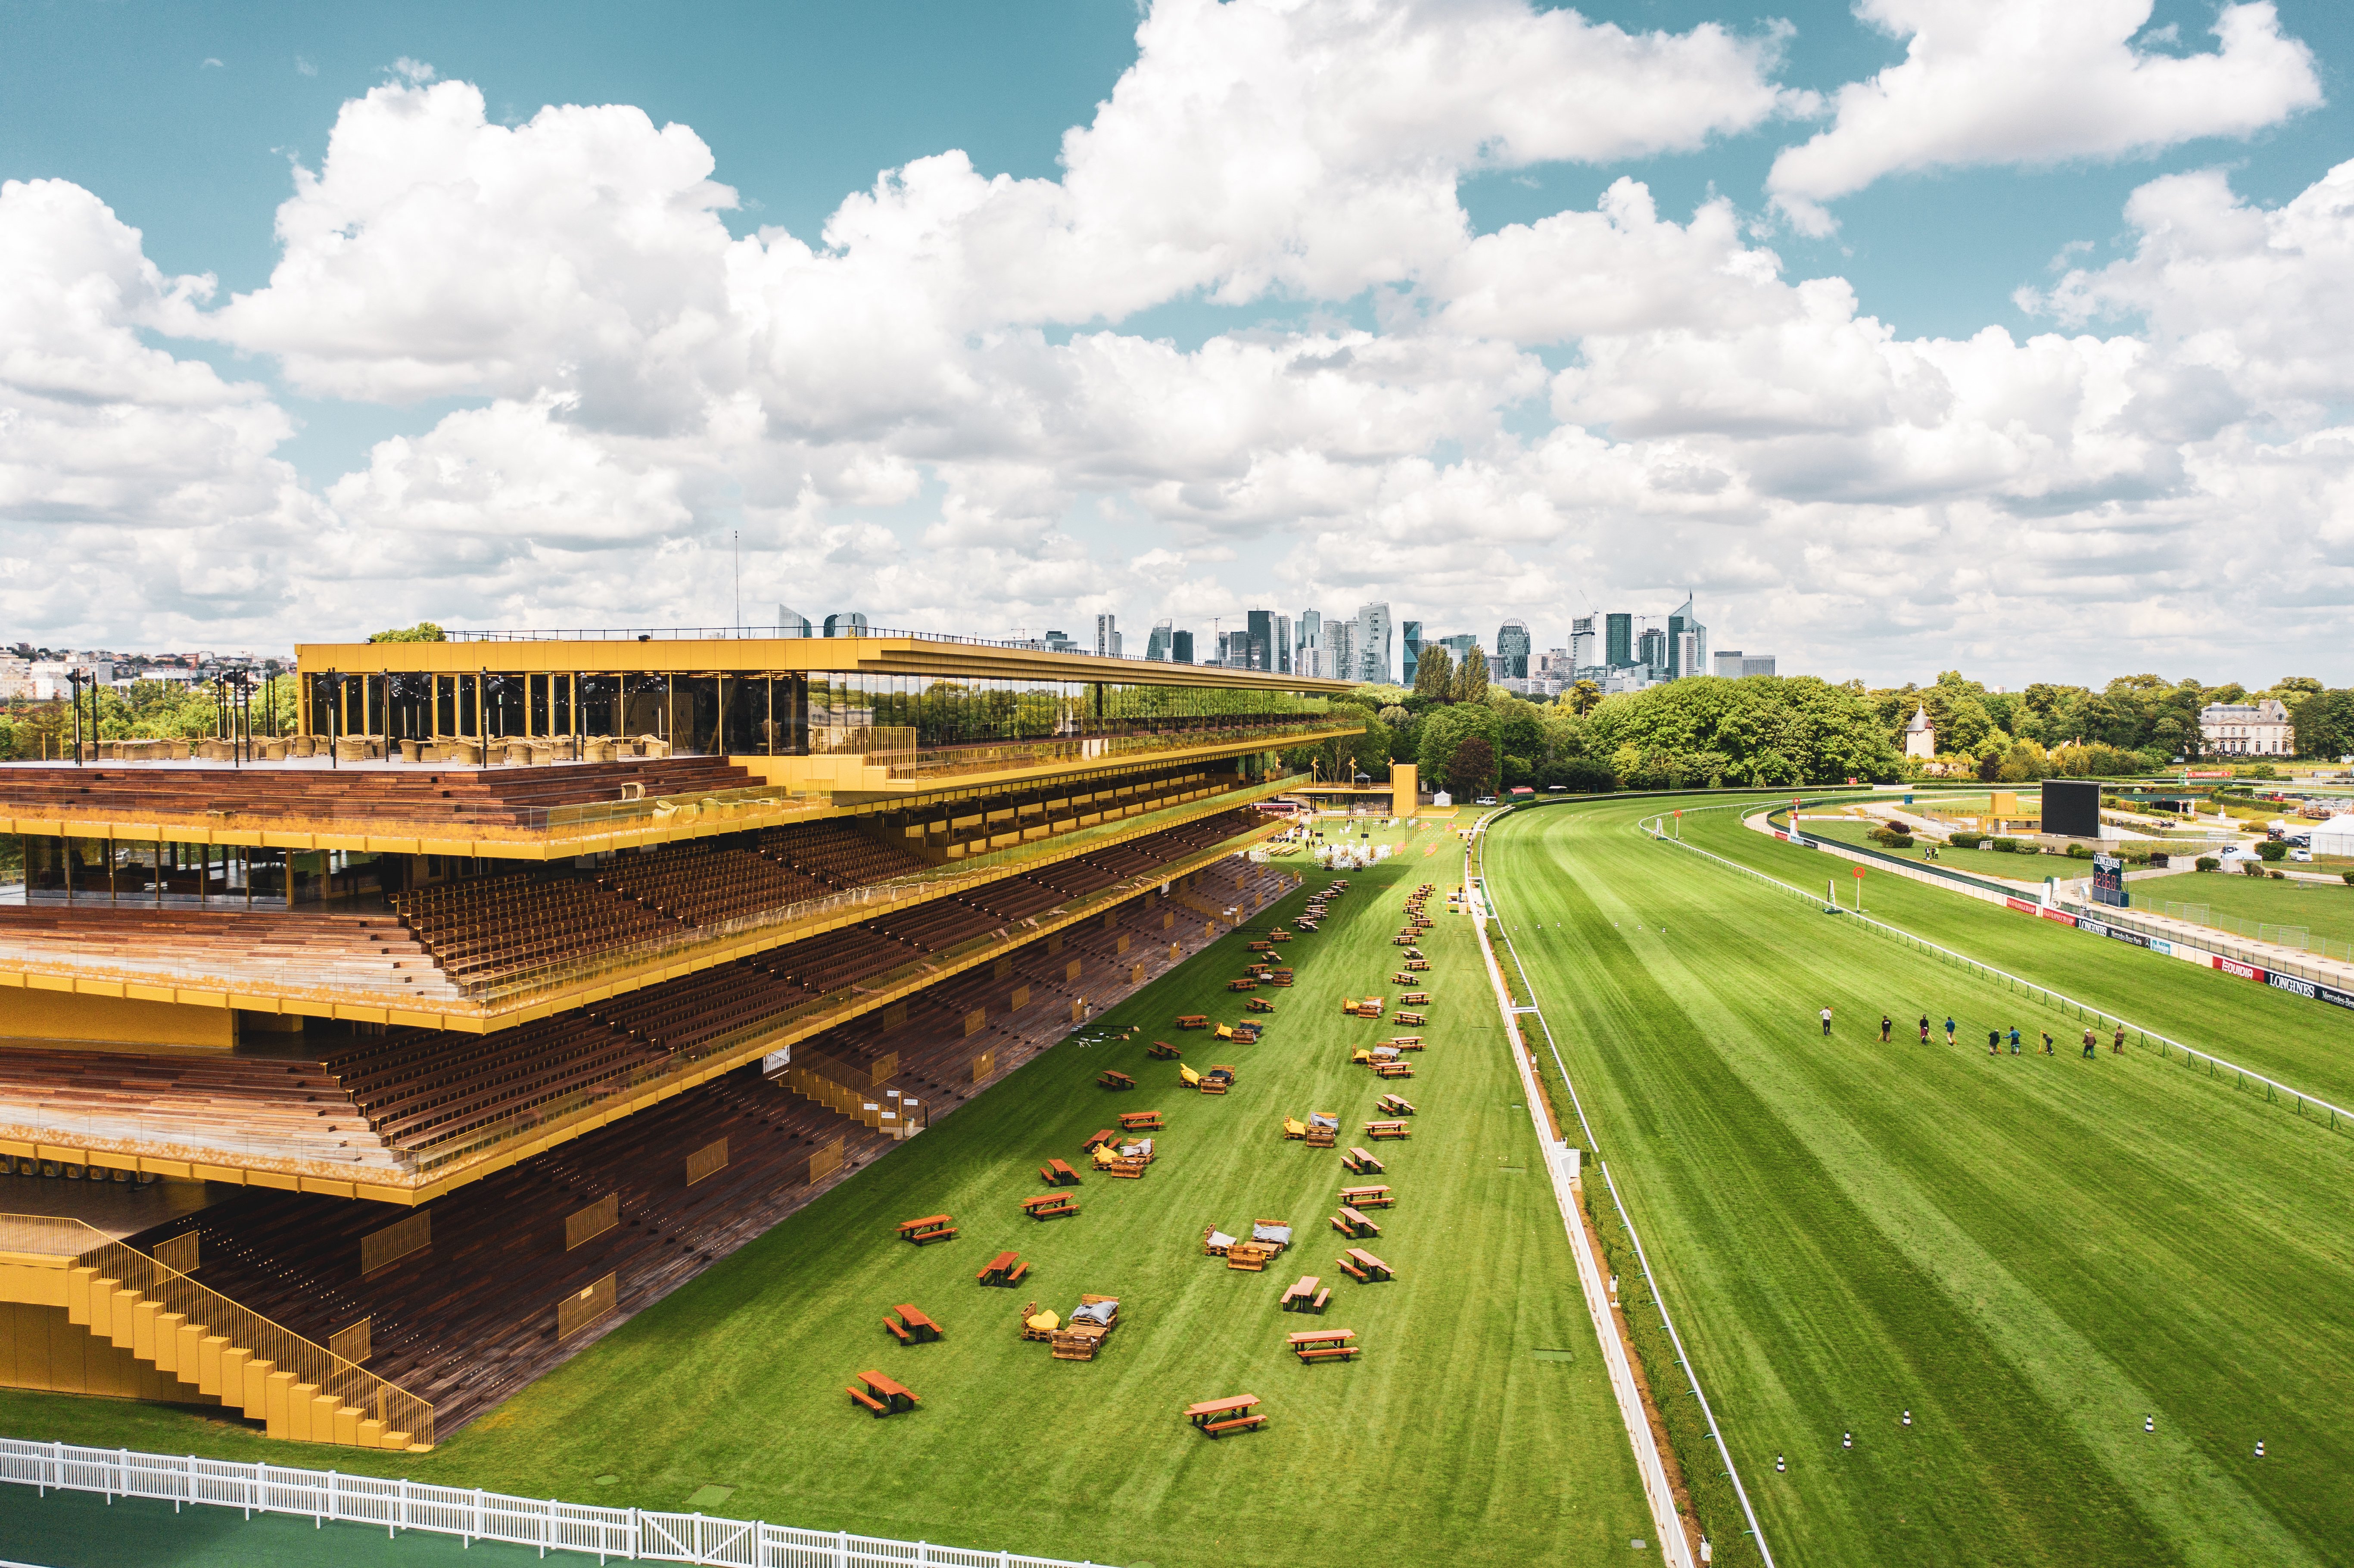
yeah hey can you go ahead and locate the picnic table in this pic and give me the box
[975,1251,1029,1288]
[1373,1062,1415,1080]
[1288,1328,1359,1363]
[1023,1193,1080,1220]
[1119,1110,1165,1131]
[884,1304,942,1344]
[1339,1184,1392,1209]
[1176,1014,1211,1030]
[1278,1275,1322,1312]
[847,1369,920,1416]
[1365,1119,1411,1139]
[1147,1041,1182,1059]
[1097,1070,1136,1090]
[898,1214,957,1245]
[1343,1148,1385,1175]
[1332,1206,1380,1240]
[1337,1247,1394,1283]
[1387,1035,1424,1050]
[1040,1158,1082,1187]
[1398,991,1431,1005]
[1377,1094,1417,1116]
[1395,1011,1426,1027]
[1185,1394,1266,1438]
[1082,1128,1120,1151]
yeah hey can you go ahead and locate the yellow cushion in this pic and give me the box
[1283,1118,1306,1136]
[1026,1312,1059,1332]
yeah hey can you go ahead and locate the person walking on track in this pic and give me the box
[2083,1028,2098,1058]
[2113,1024,2126,1054]
[1821,1007,1834,1036]
[1918,1015,1931,1044]
[1944,1016,1957,1046]
[2009,1027,2021,1053]
[1881,1015,1893,1043]
[1988,1029,2000,1056]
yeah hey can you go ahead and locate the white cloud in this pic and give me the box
[7,0,2354,679]
[1768,0,2321,234]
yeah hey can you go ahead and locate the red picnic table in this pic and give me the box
[1278,1275,1328,1314]
[1287,1328,1358,1363]
[1337,1247,1393,1282]
[884,1304,942,1344]
[897,1214,957,1244]
[1184,1394,1266,1438]
[1040,1158,1082,1187]
[975,1251,1029,1288]
[851,1369,919,1414]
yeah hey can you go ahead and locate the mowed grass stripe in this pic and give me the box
[0,828,1654,1568]
[1485,801,2354,1567]
[1678,801,2354,1110]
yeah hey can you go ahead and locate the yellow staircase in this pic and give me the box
[2,1215,432,1450]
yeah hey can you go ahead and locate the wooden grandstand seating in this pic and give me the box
[0,906,461,1007]
[0,1045,390,1171]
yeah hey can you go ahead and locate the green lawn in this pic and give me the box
[1672,800,2354,1111]
[1482,798,2354,1567]
[2136,870,2354,952]
[0,821,1651,1568]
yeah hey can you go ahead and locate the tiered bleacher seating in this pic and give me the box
[0,906,459,1008]
[393,874,682,990]
[0,757,754,831]
[319,1017,665,1157]
[595,843,832,927]
[756,820,928,889]
[0,1046,393,1171]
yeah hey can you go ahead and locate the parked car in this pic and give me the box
[2290,849,2314,862]
[1475,796,1498,806]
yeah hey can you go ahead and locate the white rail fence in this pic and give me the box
[0,1439,1112,1568]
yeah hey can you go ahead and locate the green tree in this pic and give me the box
[1447,734,1497,797]
[368,622,448,643]
[1585,675,1901,784]
[1414,644,1454,703]
[1452,645,1489,703]
[1565,678,1601,716]
[1416,701,1495,791]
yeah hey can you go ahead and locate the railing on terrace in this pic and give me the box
[0,778,825,847]
[2059,898,2354,988]
[0,1440,1117,1568]
[873,719,1351,781]
[0,1218,433,1448]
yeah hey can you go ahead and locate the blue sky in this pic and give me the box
[3,0,2351,683]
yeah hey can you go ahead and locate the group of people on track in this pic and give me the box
[1818,1006,2125,1058]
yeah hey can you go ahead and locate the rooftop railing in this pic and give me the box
[434,622,1330,678]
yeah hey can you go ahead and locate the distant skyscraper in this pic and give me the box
[1637,626,1666,671]
[1171,628,1195,664]
[777,604,813,638]
[1354,602,1392,684]
[1605,613,1633,668]
[1145,620,1172,661]
[1713,650,1744,678]
[1275,614,1292,674]
[1743,654,1777,677]
[1326,618,1354,684]
[1495,619,1531,678]
[823,612,869,638]
[1401,621,1423,687]
[1095,614,1121,659]
[1437,632,1478,663]
[1569,615,1596,671]
[1246,609,1275,672]
[1296,610,1323,678]
[1667,592,1705,679]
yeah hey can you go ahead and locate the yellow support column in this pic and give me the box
[131,1300,160,1361]
[240,1356,271,1421]
[153,1313,186,1375]
[285,1382,316,1441]
[199,1335,229,1397]
[318,1394,349,1444]
[64,1267,96,1325]
[263,1369,295,1438]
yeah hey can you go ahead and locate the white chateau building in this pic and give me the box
[2199,698,2293,757]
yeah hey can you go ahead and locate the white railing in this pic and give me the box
[0,1439,1115,1568]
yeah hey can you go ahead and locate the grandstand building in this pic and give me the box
[0,630,1358,1450]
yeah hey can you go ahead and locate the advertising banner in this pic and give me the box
[2037,906,2077,927]
[2005,896,2040,915]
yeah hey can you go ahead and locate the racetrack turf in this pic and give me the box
[1483,798,2354,1568]
[0,823,1651,1568]
[1676,799,2354,1112]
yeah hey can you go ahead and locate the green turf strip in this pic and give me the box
[1675,801,2354,1112]
[1484,799,2354,1567]
[0,823,1653,1568]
